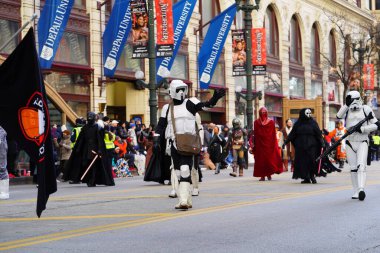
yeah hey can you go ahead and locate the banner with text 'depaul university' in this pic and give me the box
[38,0,75,69]
[103,0,132,77]
[198,4,236,89]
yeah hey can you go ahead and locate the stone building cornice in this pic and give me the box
[303,0,375,23]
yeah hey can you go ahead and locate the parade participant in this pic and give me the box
[209,126,226,174]
[283,108,324,184]
[0,125,9,199]
[251,107,283,181]
[275,124,284,157]
[191,112,204,196]
[155,80,225,210]
[71,118,85,149]
[336,91,379,200]
[281,119,294,172]
[226,118,247,177]
[54,130,72,181]
[63,112,115,187]
[328,120,347,168]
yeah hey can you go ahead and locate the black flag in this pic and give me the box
[0,28,57,217]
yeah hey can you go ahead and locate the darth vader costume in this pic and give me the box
[63,112,114,187]
[283,108,324,184]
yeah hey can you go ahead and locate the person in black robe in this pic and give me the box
[208,126,227,174]
[63,112,114,187]
[283,108,325,184]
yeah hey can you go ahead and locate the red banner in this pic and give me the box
[251,28,266,75]
[155,0,174,57]
[363,64,375,90]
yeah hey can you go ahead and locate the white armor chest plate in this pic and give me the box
[346,108,369,142]
[165,99,196,140]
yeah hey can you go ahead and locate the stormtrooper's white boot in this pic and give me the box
[168,168,178,198]
[350,172,359,199]
[191,169,199,196]
[175,182,191,210]
[357,170,367,201]
[0,179,9,200]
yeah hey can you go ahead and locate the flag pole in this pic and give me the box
[0,13,38,53]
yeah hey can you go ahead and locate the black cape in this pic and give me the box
[286,109,324,180]
[63,124,114,186]
[144,138,171,183]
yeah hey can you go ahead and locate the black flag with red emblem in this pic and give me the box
[0,28,57,217]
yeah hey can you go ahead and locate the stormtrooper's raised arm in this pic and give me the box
[186,89,226,115]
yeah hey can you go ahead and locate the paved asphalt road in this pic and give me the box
[1,164,380,253]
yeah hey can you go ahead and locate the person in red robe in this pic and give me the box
[252,107,283,181]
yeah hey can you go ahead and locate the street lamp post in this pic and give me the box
[148,0,158,126]
[235,0,261,130]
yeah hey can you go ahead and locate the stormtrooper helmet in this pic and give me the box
[232,118,242,129]
[169,80,188,101]
[347,90,363,111]
[305,108,312,118]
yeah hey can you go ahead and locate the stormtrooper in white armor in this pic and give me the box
[155,80,225,209]
[337,91,379,200]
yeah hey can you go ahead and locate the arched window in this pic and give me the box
[290,16,302,64]
[329,31,337,67]
[264,6,279,58]
[311,24,320,66]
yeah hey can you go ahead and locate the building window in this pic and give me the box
[116,42,143,73]
[55,32,89,66]
[264,72,282,94]
[329,31,337,67]
[210,62,225,86]
[289,76,304,97]
[311,81,322,99]
[311,24,320,67]
[45,72,90,96]
[170,54,189,80]
[199,0,221,37]
[376,0,380,9]
[0,19,19,54]
[74,0,86,7]
[356,0,361,8]
[290,16,302,64]
[265,95,282,114]
[264,6,279,58]
[45,71,91,117]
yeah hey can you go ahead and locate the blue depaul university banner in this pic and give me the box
[198,4,236,89]
[103,0,132,77]
[38,0,75,69]
[156,0,197,84]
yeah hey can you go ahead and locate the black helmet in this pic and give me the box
[75,118,84,127]
[87,112,96,125]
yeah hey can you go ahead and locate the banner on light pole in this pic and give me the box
[103,0,132,77]
[156,0,197,84]
[232,30,246,76]
[252,28,267,75]
[198,4,237,89]
[38,0,75,69]
[155,0,174,57]
[131,0,149,58]
[363,64,375,90]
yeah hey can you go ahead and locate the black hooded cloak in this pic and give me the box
[63,123,114,186]
[285,108,324,181]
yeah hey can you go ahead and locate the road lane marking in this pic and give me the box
[2,182,379,251]
[0,213,171,222]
